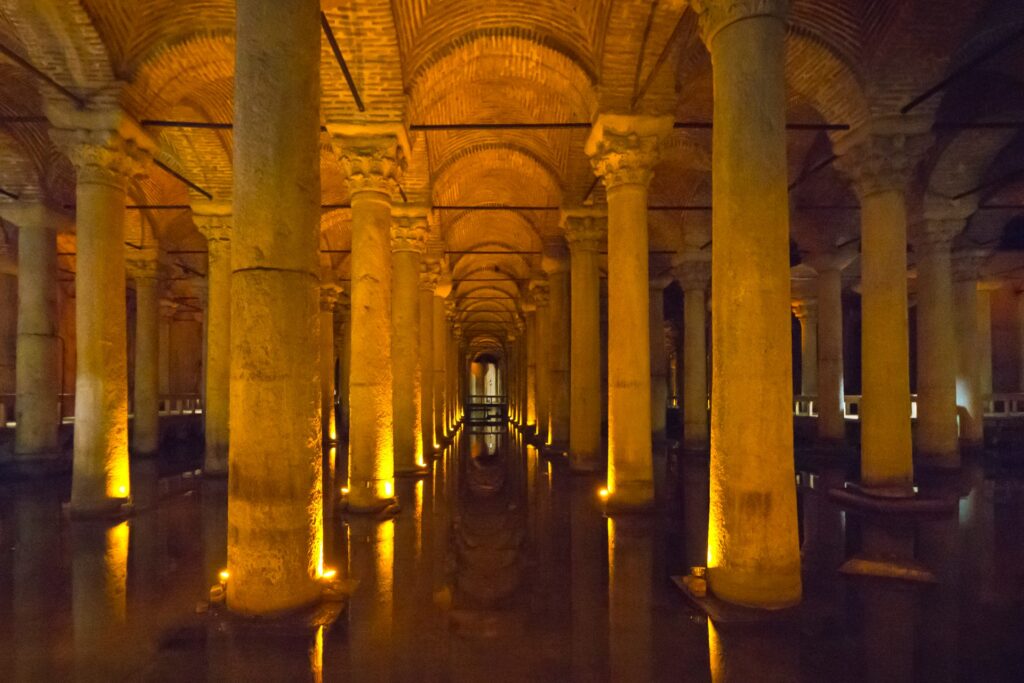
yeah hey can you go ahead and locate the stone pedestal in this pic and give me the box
[331,125,409,512]
[564,209,606,471]
[695,0,801,608]
[128,253,161,458]
[193,203,232,474]
[585,113,672,512]
[49,109,155,517]
[674,255,710,451]
[390,206,428,475]
[227,0,323,614]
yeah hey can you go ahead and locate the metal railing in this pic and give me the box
[0,393,202,427]
[794,393,1024,420]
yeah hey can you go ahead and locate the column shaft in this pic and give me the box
[683,285,708,450]
[816,268,845,441]
[547,265,570,448]
[196,211,231,474]
[796,309,818,397]
[526,310,538,427]
[320,293,337,443]
[418,282,435,450]
[566,217,603,471]
[649,284,669,444]
[954,274,983,446]
[131,272,160,456]
[227,0,322,614]
[391,222,426,475]
[433,297,447,442]
[534,294,551,442]
[978,288,993,399]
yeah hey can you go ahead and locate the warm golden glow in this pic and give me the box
[105,521,129,621]
[219,569,230,583]
[321,567,337,580]
[598,487,610,500]
[383,480,394,498]
[708,619,722,682]
[310,624,324,683]
[341,486,350,495]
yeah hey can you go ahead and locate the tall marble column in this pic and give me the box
[7,205,65,469]
[792,300,818,397]
[954,249,989,448]
[391,206,428,475]
[319,284,340,443]
[834,120,930,496]
[331,125,408,512]
[193,203,232,474]
[543,239,570,449]
[530,279,551,443]
[649,277,672,445]
[803,253,847,442]
[674,254,710,451]
[0,255,15,428]
[585,114,671,512]
[419,255,440,450]
[912,212,962,467]
[564,208,606,472]
[158,300,176,398]
[978,282,997,401]
[228,0,323,614]
[694,0,801,607]
[128,252,160,457]
[335,293,351,438]
[49,109,155,517]
[523,304,538,430]
[432,289,450,445]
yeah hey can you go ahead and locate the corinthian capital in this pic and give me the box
[832,119,933,200]
[127,249,161,281]
[561,207,607,252]
[585,114,673,191]
[529,278,550,307]
[327,123,409,199]
[691,0,788,44]
[390,204,429,253]
[47,104,155,188]
[420,258,442,292]
[192,201,233,244]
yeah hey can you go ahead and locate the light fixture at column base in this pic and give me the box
[395,463,430,478]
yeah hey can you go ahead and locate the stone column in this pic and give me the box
[804,256,847,442]
[444,302,457,433]
[530,279,551,443]
[912,214,962,467]
[0,257,14,428]
[1017,291,1024,392]
[834,121,930,496]
[158,300,176,397]
[649,277,672,445]
[193,203,232,474]
[391,206,428,475]
[792,301,818,397]
[7,206,64,469]
[694,0,800,607]
[524,304,538,430]
[543,239,570,449]
[585,114,671,512]
[331,126,408,512]
[564,209,606,472]
[433,292,449,444]
[674,255,711,451]
[419,256,440,450]
[335,294,351,438]
[128,252,161,457]
[49,110,155,517]
[978,282,997,400]
[228,0,323,614]
[954,250,989,448]
[319,284,340,443]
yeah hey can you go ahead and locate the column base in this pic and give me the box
[209,576,346,625]
[602,480,655,515]
[706,566,802,611]
[838,555,937,583]
[203,467,229,479]
[66,496,133,520]
[2,452,68,477]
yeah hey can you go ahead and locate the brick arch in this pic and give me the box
[126,32,234,118]
[786,29,870,129]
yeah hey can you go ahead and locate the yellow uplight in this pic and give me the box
[340,486,350,495]
[383,480,394,498]
[321,568,337,580]
[218,569,230,583]
[598,487,610,500]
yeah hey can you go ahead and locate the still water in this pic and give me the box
[0,429,1022,681]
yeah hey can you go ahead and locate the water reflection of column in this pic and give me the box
[607,517,653,682]
[201,478,228,589]
[569,476,608,677]
[11,488,63,680]
[347,517,395,681]
[72,521,129,676]
[392,478,428,680]
[861,582,916,682]
[917,500,960,683]
[800,466,846,575]
[708,618,799,683]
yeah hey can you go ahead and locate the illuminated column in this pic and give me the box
[565,208,606,471]
[444,304,456,432]
[158,300,176,396]
[193,203,232,474]
[649,277,672,445]
[432,289,450,444]
[49,109,155,516]
[585,114,671,511]
[543,239,570,449]
[335,293,351,437]
[792,300,817,397]
[808,257,846,442]
[319,284,340,444]
[128,252,161,457]
[331,126,408,511]
[228,0,322,614]
[954,249,989,448]
[8,205,64,468]
[978,282,996,400]
[419,256,440,450]
[695,0,801,607]
[530,279,551,442]
[391,206,428,475]
[524,304,538,429]
[834,120,930,495]
[912,214,962,467]
[674,254,710,451]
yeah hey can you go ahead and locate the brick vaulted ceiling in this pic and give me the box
[0,0,1022,341]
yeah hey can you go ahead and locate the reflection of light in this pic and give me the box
[599,487,610,500]
[384,480,393,498]
[106,521,129,620]
[328,446,337,478]
[414,479,424,557]
[310,624,324,683]
[377,520,395,592]
[321,568,337,580]
[708,619,722,682]
[219,569,230,583]
[340,486,350,495]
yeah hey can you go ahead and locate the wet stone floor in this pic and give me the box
[1,428,1023,681]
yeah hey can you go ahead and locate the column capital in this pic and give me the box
[327,123,409,199]
[390,204,429,254]
[528,278,550,307]
[192,201,233,243]
[541,237,569,274]
[320,283,342,311]
[47,107,155,188]
[419,257,442,292]
[791,299,818,321]
[127,249,161,281]
[650,274,675,290]
[801,244,858,273]
[672,252,711,290]
[561,207,607,252]
[832,118,933,199]
[691,0,788,45]
[585,114,673,190]
[952,249,990,282]
[0,202,74,233]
